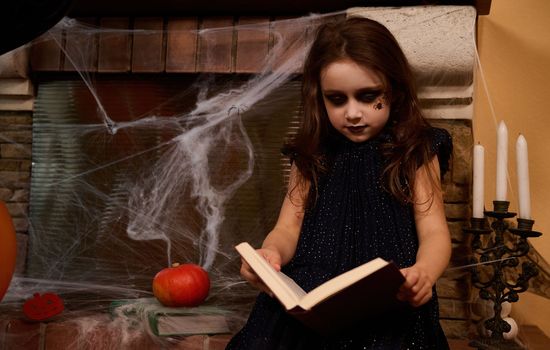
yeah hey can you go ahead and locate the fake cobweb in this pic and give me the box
[1,6,550,348]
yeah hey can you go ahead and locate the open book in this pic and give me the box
[235,242,406,334]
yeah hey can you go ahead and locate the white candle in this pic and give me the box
[496,121,508,201]
[473,144,485,218]
[516,134,531,219]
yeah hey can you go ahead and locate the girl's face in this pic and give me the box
[320,58,390,143]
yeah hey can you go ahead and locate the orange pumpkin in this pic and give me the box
[0,201,17,302]
[152,263,210,307]
[23,292,64,321]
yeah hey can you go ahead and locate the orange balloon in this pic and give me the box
[0,201,17,302]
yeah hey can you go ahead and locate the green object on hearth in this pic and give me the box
[110,298,231,337]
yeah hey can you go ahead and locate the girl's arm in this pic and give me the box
[398,155,452,307]
[240,164,308,294]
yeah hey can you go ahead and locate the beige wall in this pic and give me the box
[475,0,550,337]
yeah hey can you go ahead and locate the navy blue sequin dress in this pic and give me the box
[227,127,452,350]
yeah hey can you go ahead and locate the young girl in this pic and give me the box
[227,16,452,349]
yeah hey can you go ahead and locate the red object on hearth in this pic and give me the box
[152,263,210,307]
[23,292,65,321]
[0,201,17,303]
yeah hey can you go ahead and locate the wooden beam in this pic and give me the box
[165,17,198,73]
[271,16,309,74]
[235,17,270,73]
[63,18,98,72]
[98,18,131,73]
[197,17,234,73]
[132,18,165,73]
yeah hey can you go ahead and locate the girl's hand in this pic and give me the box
[240,247,282,297]
[397,265,434,307]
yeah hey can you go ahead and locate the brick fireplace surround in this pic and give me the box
[2,8,541,350]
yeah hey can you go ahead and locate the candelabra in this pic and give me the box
[464,200,542,349]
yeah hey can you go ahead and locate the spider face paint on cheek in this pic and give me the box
[371,93,387,111]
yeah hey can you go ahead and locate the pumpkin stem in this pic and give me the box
[171,263,180,268]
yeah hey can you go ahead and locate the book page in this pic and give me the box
[275,270,307,300]
[235,242,306,310]
[299,258,389,310]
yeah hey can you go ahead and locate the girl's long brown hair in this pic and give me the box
[284,16,438,206]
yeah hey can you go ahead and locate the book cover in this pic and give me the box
[235,242,406,334]
[110,298,231,336]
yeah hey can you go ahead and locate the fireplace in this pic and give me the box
[0,6,481,347]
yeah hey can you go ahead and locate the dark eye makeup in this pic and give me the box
[323,88,384,106]
[324,94,347,106]
[356,89,384,103]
